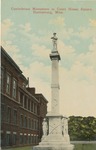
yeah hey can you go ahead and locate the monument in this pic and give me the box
[33,33,74,150]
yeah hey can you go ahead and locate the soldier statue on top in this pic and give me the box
[51,33,58,51]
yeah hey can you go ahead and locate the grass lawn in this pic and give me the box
[2,144,96,150]
[74,144,96,150]
[2,146,32,150]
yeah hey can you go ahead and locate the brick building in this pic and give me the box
[1,47,48,148]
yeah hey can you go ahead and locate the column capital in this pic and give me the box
[50,52,61,61]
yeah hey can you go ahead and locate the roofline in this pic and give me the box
[1,46,28,83]
[19,85,40,103]
[35,93,48,103]
[1,46,22,74]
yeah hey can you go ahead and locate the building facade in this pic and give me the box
[1,47,48,148]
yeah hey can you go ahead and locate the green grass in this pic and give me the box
[2,144,96,150]
[2,146,32,150]
[74,144,96,150]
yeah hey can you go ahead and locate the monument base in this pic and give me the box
[33,114,74,150]
[33,134,74,150]
[33,144,74,150]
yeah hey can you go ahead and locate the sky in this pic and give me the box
[1,0,96,117]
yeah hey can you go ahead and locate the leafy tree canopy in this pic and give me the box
[68,116,96,141]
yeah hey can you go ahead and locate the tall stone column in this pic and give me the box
[50,33,60,115]
[47,33,62,136]
[33,33,74,150]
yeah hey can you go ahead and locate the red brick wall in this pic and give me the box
[1,47,48,148]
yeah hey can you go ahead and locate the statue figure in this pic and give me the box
[51,33,58,51]
[64,117,68,135]
[42,118,48,136]
[61,117,69,136]
[61,117,64,136]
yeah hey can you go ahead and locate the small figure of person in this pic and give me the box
[42,118,48,136]
[64,117,68,135]
[61,117,64,136]
[51,33,58,51]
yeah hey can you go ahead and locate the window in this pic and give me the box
[13,110,17,124]
[32,119,34,129]
[37,120,39,130]
[28,99,30,111]
[6,132,11,146]
[24,134,27,144]
[35,120,37,130]
[13,133,17,145]
[24,96,27,109]
[28,118,31,129]
[34,135,36,143]
[34,119,36,130]
[1,103,5,122]
[34,104,37,114]
[19,92,24,106]
[28,135,31,144]
[33,103,34,113]
[7,107,11,123]
[33,135,36,143]
[35,105,37,114]
[20,134,23,144]
[31,135,33,143]
[13,79,17,98]
[24,116,27,128]
[6,74,11,94]
[1,132,4,146]
[31,101,33,112]
[36,135,38,143]
[20,114,23,127]
[34,103,36,113]
[1,67,4,92]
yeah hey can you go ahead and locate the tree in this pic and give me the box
[68,116,96,141]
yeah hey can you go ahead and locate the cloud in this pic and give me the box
[89,19,96,27]
[49,16,65,26]
[77,37,96,69]
[75,19,96,39]
[89,37,96,51]
[58,40,75,56]
[57,37,96,117]
[2,40,23,65]
[18,28,52,47]
[59,60,96,117]
[71,61,96,83]
[60,77,96,116]
[19,23,32,32]
[31,44,50,59]
[1,19,14,37]
[59,28,74,40]
[76,27,96,39]
[21,61,51,110]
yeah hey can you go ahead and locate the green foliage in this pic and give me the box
[69,116,96,141]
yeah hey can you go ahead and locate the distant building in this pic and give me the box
[1,47,48,148]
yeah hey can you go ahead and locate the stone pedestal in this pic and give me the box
[33,115,74,150]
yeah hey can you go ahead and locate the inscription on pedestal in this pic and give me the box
[49,117,62,134]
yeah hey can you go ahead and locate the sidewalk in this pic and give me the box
[71,141,96,144]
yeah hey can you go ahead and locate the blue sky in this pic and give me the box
[1,0,96,117]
